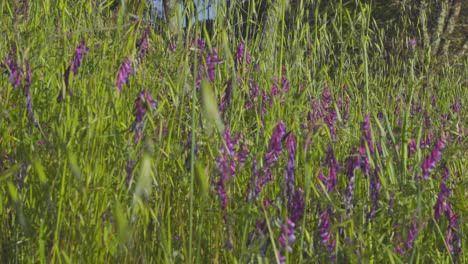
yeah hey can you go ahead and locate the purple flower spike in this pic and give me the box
[361,113,374,154]
[422,136,446,179]
[4,57,23,89]
[325,144,339,191]
[264,122,286,168]
[235,41,251,66]
[137,25,150,63]
[318,209,334,252]
[322,87,332,109]
[368,167,381,220]
[279,218,296,252]
[116,57,134,92]
[325,109,337,138]
[289,188,304,223]
[71,39,89,75]
[434,181,451,220]
[344,149,359,215]
[285,132,296,192]
[404,222,418,251]
[24,62,37,125]
[132,89,156,143]
[206,48,222,82]
[451,98,460,113]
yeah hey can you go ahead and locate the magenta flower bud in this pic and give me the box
[71,39,89,75]
[116,57,134,92]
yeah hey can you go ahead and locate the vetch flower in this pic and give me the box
[71,39,89,75]
[322,87,332,109]
[116,57,134,92]
[344,148,359,215]
[422,136,446,179]
[361,113,374,154]
[451,98,460,113]
[285,132,296,195]
[4,57,22,89]
[264,122,286,168]
[367,166,381,220]
[279,218,296,252]
[288,188,304,224]
[132,89,156,143]
[136,25,150,63]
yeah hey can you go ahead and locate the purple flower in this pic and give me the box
[368,167,381,220]
[422,136,446,179]
[404,222,418,251]
[136,25,150,63]
[289,188,304,224]
[408,39,417,46]
[285,132,296,193]
[431,94,437,106]
[451,98,460,113]
[361,113,374,154]
[322,87,332,109]
[4,57,22,88]
[279,218,296,252]
[281,65,290,93]
[125,159,134,187]
[264,122,286,168]
[206,48,222,82]
[215,128,242,210]
[24,62,36,125]
[197,38,206,52]
[434,181,451,220]
[325,109,337,138]
[71,39,89,75]
[318,209,335,254]
[420,129,433,148]
[444,206,461,256]
[408,138,417,157]
[169,42,176,52]
[344,149,359,215]
[116,57,134,92]
[237,143,249,167]
[132,89,156,143]
[325,144,339,191]
[235,41,251,66]
[359,145,370,176]
[424,111,431,128]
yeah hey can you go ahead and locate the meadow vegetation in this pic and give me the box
[0,0,466,263]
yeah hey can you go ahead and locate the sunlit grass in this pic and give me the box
[0,0,466,263]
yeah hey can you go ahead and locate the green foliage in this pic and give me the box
[0,0,466,263]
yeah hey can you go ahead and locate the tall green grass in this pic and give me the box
[0,0,466,263]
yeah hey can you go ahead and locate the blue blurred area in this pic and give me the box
[150,0,218,26]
